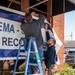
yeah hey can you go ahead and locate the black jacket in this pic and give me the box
[21,14,45,47]
[44,31,56,69]
[44,46,56,69]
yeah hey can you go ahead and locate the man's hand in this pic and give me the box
[44,23,49,31]
[31,12,35,16]
[44,70,48,75]
[31,12,39,17]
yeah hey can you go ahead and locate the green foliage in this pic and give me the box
[64,63,73,69]
[58,69,75,75]
[58,64,75,75]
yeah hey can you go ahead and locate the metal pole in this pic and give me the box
[27,0,48,10]
[70,32,73,40]
[63,0,65,12]
[8,1,12,8]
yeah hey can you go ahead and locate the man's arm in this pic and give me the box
[21,22,25,32]
[46,31,50,41]
[31,12,45,26]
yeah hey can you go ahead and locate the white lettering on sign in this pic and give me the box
[0,18,25,49]
[0,22,15,33]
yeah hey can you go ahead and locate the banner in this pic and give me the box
[0,6,62,60]
[0,6,25,58]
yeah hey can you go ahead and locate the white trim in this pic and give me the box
[0,57,26,60]
[68,0,75,4]
[0,5,25,15]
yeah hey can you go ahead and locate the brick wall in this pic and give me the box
[53,14,64,70]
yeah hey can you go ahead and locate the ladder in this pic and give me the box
[13,37,43,75]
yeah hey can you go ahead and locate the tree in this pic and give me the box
[58,64,75,75]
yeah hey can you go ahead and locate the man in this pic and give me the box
[44,37,58,75]
[44,38,57,75]
[44,22,58,75]
[21,12,45,74]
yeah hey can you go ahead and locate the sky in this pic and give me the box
[64,10,75,40]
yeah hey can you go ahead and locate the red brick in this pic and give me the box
[53,14,64,70]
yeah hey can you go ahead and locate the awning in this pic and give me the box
[52,0,75,16]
